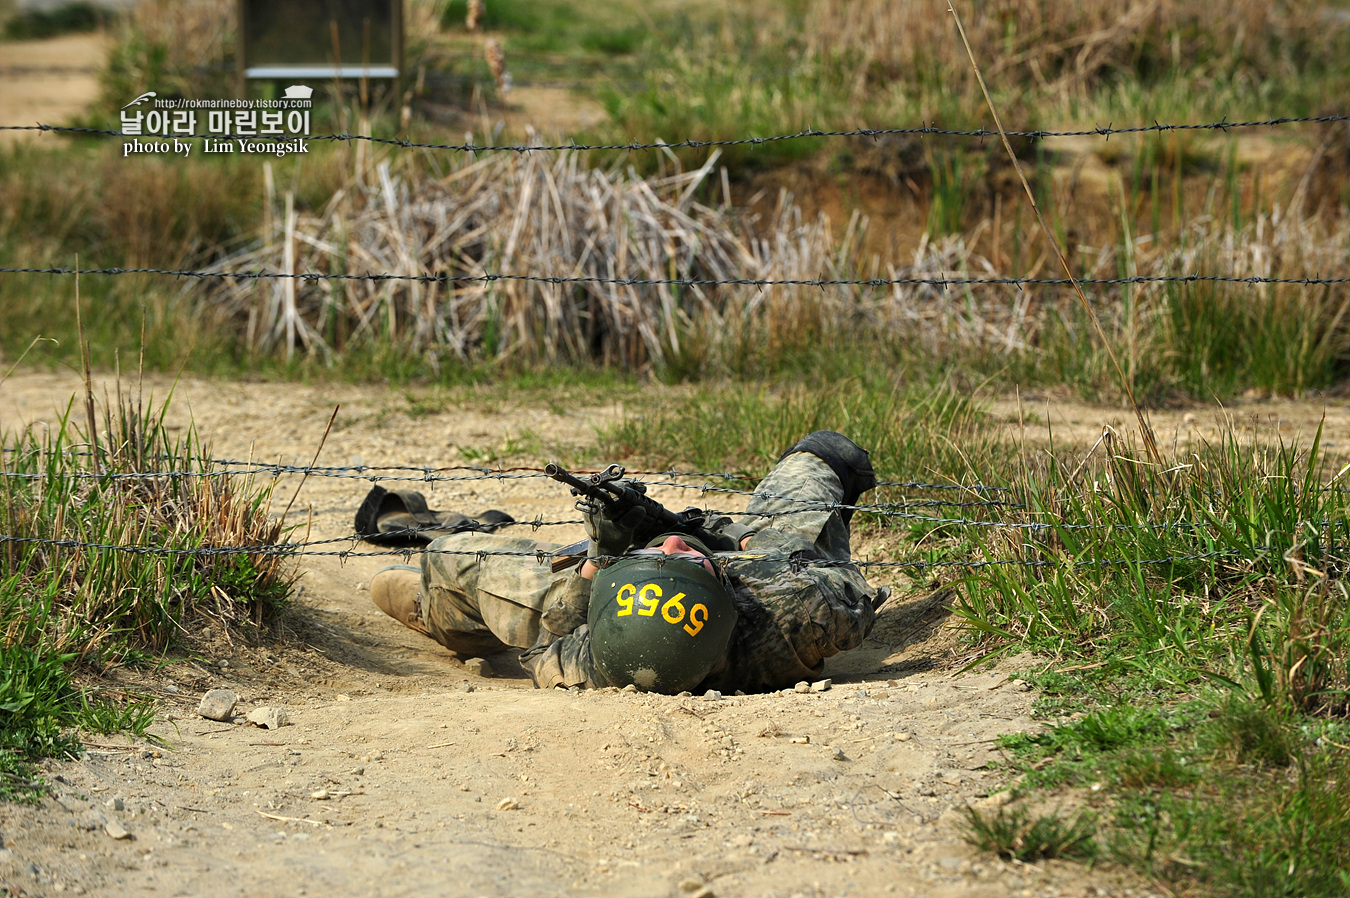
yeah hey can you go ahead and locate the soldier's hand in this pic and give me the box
[582,481,649,562]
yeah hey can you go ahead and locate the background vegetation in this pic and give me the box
[2,1,1350,892]
[0,381,291,799]
[2,0,1350,401]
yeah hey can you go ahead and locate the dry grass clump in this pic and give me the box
[803,0,1338,97]
[103,0,234,102]
[194,145,1350,390]
[200,146,858,370]
[885,203,1350,396]
[1,390,292,660]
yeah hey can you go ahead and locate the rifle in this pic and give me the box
[544,462,721,571]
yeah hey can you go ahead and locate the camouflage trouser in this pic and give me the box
[737,451,855,562]
[419,534,574,656]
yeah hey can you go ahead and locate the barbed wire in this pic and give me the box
[2,113,1346,151]
[0,530,1282,572]
[0,453,1017,498]
[199,457,1017,495]
[10,456,1350,530]
[3,265,1348,291]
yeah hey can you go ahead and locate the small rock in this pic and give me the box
[217,659,230,669]
[496,797,519,811]
[462,683,476,693]
[689,888,715,898]
[163,684,179,695]
[106,797,125,811]
[349,767,365,776]
[463,658,493,678]
[311,790,331,800]
[245,707,290,729]
[892,732,911,742]
[793,681,811,694]
[197,689,238,722]
[811,679,832,693]
[78,810,107,831]
[104,819,132,840]
[828,746,848,761]
[703,690,722,701]
[621,684,638,693]
[678,879,705,893]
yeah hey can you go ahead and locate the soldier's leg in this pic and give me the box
[738,431,875,562]
[417,532,567,656]
[369,533,565,655]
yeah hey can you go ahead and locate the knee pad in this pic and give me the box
[778,431,877,512]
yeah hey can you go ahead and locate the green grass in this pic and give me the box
[605,379,1350,895]
[939,423,1350,895]
[0,391,292,800]
[2,0,1347,402]
[2,2,110,40]
[443,0,645,57]
[961,804,1099,862]
[600,365,1011,483]
[975,698,1350,897]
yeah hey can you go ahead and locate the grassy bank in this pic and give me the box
[0,390,292,800]
[953,426,1350,895]
[606,384,1350,895]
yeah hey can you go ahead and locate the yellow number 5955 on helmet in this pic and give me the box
[587,551,738,693]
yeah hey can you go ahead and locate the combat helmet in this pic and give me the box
[587,535,737,693]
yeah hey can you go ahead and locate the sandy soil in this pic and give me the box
[0,369,1215,898]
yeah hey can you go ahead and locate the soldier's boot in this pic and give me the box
[370,565,431,637]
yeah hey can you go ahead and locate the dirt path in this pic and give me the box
[0,31,110,144]
[0,370,1234,897]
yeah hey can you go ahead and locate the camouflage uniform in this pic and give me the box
[419,447,885,694]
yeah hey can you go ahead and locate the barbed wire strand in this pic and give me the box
[0,452,1017,495]
[0,467,1020,510]
[9,456,1350,531]
[2,113,1346,151]
[3,265,1348,291]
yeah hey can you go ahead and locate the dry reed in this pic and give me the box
[801,0,1336,99]
[201,146,860,369]
[196,145,1350,379]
